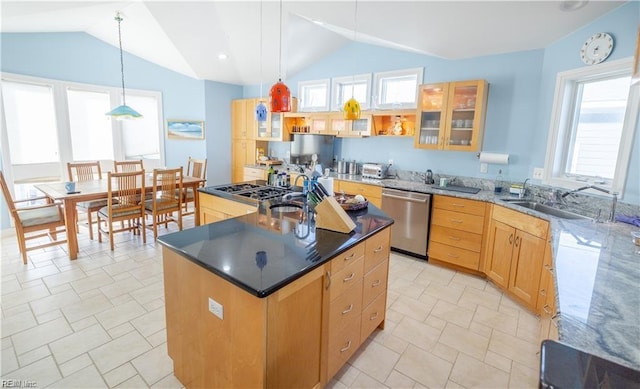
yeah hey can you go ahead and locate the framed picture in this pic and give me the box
[166,120,205,140]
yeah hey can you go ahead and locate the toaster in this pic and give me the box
[362,163,386,179]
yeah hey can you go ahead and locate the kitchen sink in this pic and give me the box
[500,199,590,220]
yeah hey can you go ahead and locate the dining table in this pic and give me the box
[34,175,206,260]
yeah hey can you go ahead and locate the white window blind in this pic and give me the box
[121,94,161,160]
[373,68,423,109]
[67,88,114,161]
[331,74,371,111]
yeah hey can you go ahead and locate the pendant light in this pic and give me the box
[255,0,267,122]
[343,0,361,120]
[106,12,142,120]
[269,0,291,113]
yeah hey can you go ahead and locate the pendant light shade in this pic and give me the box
[255,102,268,121]
[106,12,142,120]
[270,0,291,113]
[343,97,361,120]
[270,79,291,113]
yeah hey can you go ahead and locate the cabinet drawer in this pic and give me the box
[429,225,482,253]
[364,228,391,274]
[338,181,382,200]
[362,260,388,308]
[329,256,364,300]
[243,167,267,180]
[433,195,486,216]
[431,209,484,234]
[331,242,365,274]
[327,315,361,379]
[428,241,480,270]
[361,293,386,343]
[329,279,363,333]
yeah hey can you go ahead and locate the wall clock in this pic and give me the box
[580,33,614,65]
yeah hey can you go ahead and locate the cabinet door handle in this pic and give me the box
[344,252,355,261]
[448,236,461,241]
[342,304,354,315]
[447,253,459,258]
[515,236,520,247]
[340,340,352,353]
[509,233,513,244]
[544,264,554,273]
[371,279,381,287]
[373,246,383,253]
[369,312,379,321]
[325,271,331,290]
[343,272,355,282]
[452,203,465,208]
[543,304,552,315]
[540,289,547,296]
[450,219,463,224]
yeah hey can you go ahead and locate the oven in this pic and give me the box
[381,188,431,258]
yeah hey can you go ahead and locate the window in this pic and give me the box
[373,67,423,109]
[331,74,371,111]
[2,81,59,164]
[544,58,639,195]
[297,79,330,112]
[67,88,114,161]
[121,94,161,160]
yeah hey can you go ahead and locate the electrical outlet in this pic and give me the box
[533,167,544,180]
[208,297,223,319]
[480,163,488,173]
[388,159,393,165]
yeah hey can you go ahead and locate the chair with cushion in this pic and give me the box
[97,170,146,251]
[146,167,183,239]
[67,161,107,240]
[176,157,207,215]
[0,171,67,264]
[114,159,144,173]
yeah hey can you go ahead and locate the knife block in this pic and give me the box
[315,197,356,233]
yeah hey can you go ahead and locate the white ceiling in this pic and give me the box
[1,1,627,85]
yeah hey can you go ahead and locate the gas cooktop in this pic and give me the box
[202,181,293,202]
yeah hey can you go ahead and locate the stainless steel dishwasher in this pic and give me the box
[381,188,431,258]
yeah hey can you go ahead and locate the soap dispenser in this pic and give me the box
[495,169,504,193]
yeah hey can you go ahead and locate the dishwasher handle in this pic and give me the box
[382,192,429,203]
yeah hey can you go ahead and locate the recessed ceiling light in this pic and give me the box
[559,1,589,12]
[218,53,228,60]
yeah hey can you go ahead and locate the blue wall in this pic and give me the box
[246,2,639,204]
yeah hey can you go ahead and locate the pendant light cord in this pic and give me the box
[259,0,263,98]
[115,12,127,106]
[278,0,283,80]
[351,0,358,97]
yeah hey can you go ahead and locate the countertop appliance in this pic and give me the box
[362,163,386,179]
[202,181,292,202]
[381,188,431,258]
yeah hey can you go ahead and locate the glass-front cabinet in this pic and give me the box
[415,80,488,151]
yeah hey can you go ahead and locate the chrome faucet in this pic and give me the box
[520,178,530,199]
[561,185,618,222]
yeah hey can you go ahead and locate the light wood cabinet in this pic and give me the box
[232,139,261,183]
[335,180,382,208]
[484,205,549,311]
[243,167,268,181]
[231,98,268,183]
[537,240,558,343]
[198,192,257,224]
[414,79,488,151]
[372,110,417,137]
[428,195,488,271]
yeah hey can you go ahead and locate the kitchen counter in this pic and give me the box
[335,175,640,371]
[158,199,393,297]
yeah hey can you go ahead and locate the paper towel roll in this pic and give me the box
[317,177,334,196]
[478,152,509,165]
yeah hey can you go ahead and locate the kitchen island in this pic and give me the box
[158,198,393,388]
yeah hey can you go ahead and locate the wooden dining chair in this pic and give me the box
[176,157,207,215]
[114,159,144,172]
[67,161,107,240]
[97,170,146,251]
[146,167,183,239]
[0,171,67,264]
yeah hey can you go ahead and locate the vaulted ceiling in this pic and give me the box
[1,1,627,85]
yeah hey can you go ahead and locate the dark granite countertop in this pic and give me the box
[158,200,393,298]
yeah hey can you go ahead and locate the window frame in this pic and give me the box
[543,57,639,197]
[297,78,330,112]
[331,73,372,111]
[372,67,423,109]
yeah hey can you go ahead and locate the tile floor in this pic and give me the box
[1,215,541,388]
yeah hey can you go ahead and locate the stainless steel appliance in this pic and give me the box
[362,163,386,179]
[201,182,292,203]
[381,188,431,258]
[289,134,334,167]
